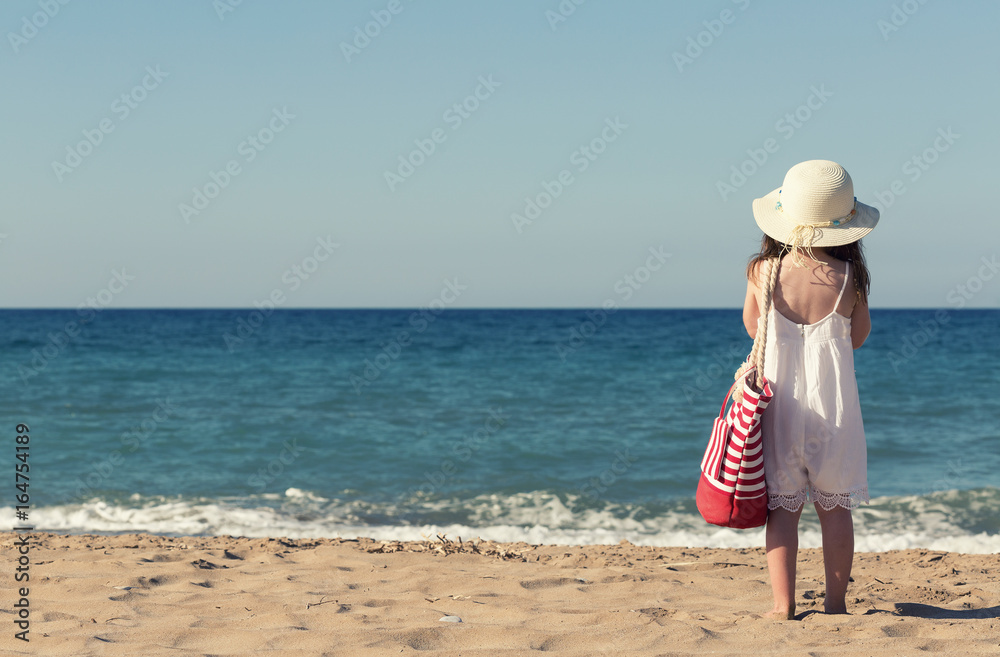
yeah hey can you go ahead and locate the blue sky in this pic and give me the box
[2,0,998,308]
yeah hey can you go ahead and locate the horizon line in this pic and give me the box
[0,306,994,312]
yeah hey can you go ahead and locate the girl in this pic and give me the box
[742,160,879,619]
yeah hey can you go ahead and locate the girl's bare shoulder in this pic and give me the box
[747,257,773,286]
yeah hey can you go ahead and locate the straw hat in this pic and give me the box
[752,160,879,248]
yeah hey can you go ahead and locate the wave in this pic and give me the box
[7,487,999,554]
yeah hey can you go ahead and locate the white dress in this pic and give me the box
[760,260,870,512]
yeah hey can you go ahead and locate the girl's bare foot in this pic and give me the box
[823,601,848,615]
[764,604,795,620]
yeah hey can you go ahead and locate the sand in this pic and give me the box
[2,531,998,656]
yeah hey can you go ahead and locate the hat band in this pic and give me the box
[776,194,858,227]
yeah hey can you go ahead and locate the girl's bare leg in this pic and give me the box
[765,505,803,619]
[814,503,854,614]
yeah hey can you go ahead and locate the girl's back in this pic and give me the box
[769,254,854,325]
[746,250,870,350]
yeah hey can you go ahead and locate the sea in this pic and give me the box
[3,308,998,553]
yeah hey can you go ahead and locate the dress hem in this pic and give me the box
[767,485,869,512]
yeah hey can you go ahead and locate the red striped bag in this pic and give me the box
[696,368,773,528]
[696,256,779,529]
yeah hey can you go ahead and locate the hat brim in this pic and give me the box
[752,188,880,247]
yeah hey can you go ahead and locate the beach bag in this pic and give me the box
[696,257,779,529]
[696,369,773,528]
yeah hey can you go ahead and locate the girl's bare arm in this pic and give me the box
[742,263,762,339]
[850,294,871,349]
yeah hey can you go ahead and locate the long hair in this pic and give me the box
[746,234,870,304]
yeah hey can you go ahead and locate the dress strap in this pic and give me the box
[833,260,850,313]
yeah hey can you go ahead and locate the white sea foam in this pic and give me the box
[6,487,998,553]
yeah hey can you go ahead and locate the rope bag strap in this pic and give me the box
[748,256,780,389]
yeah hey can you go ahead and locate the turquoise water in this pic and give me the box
[3,309,999,551]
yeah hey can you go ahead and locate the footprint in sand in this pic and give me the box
[137,552,185,563]
[531,635,575,651]
[518,577,578,589]
[388,627,448,651]
[108,591,141,602]
[41,611,78,622]
[361,599,396,607]
[600,572,650,583]
[662,561,749,572]
[139,574,173,587]
[880,620,922,638]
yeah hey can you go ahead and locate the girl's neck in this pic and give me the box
[783,246,830,268]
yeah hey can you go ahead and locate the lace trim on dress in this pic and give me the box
[811,485,870,511]
[767,488,808,512]
[767,486,870,512]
